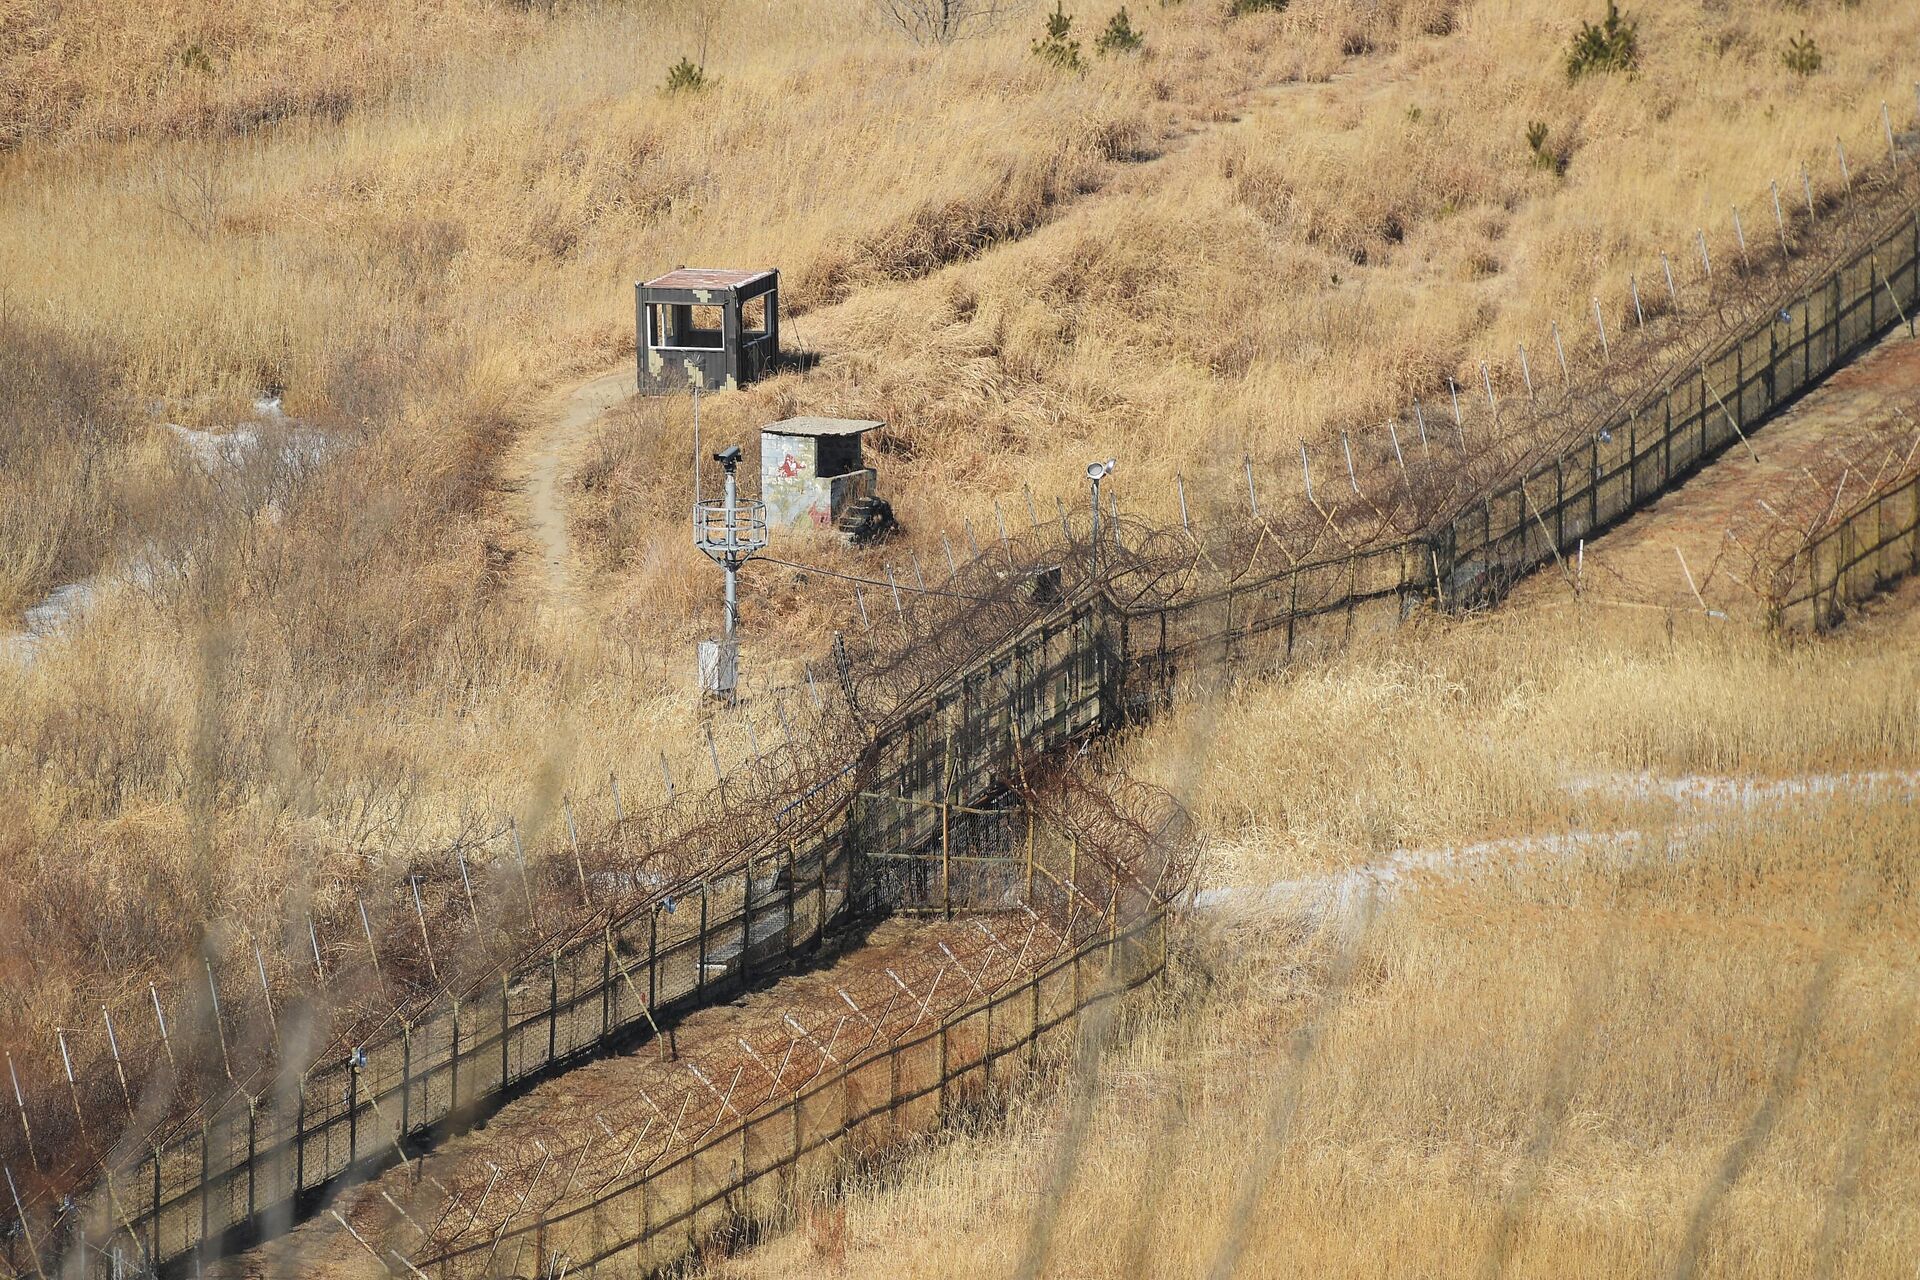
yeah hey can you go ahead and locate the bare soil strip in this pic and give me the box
[1512,326,1920,620]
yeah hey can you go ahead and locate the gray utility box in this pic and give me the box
[760,417,881,534]
[635,267,780,394]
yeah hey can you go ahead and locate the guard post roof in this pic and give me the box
[760,417,885,438]
[640,268,779,301]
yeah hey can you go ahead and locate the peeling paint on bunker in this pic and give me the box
[760,418,882,533]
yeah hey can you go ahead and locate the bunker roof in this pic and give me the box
[761,417,884,438]
[641,267,778,292]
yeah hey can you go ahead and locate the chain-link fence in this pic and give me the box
[418,910,1168,1280]
[1779,470,1920,629]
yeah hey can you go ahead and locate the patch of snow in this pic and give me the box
[1,580,100,666]
[1564,769,1920,807]
[1193,830,1640,918]
[6,397,334,665]
[167,422,264,468]
[1196,766,1916,933]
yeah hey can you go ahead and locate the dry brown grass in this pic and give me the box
[0,0,1917,1234]
[705,609,1920,1280]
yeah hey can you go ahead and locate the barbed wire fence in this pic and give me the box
[4,94,1919,1280]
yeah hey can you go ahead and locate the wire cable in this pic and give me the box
[755,553,1014,602]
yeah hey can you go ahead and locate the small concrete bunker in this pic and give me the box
[635,267,780,394]
[760,417,895,541]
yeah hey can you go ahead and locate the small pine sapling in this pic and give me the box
[1096,7,1144,55]
[1032,2,1083,71]
[1781,31,1821,77]
[664,57,709,94]
[1564,2,1637,83]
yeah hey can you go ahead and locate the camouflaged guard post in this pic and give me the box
[635,267,780,394]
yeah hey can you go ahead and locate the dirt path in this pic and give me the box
[496,67,1364,623]
[1511,325,1920,621]
[508,365,631,616]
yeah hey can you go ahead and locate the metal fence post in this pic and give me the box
[247,1097,257,1230]
[602,933,614,1046]
[346,1066,358,1168]
[938,1024,949,1117]
[450,999,461,1114]
[548,953,559,1065]
[293,1089,305,1204]
[1029,974,1041,1072]
[648,908,659,1009]
[400,1022,412,1147]
[195,1122,210,1261]
[786,841,798,955]
[501,973,511,1089]
[697,888,709,1001]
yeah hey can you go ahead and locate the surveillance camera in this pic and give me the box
[714,445,743,465]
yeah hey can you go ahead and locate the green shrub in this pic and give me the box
[1565,2,1637,82]
[1781,30,1821,76]
[178,42,214,74]
[1096,7,1144,54]
[1228,0,1287,14]
[663,57,709,94]
[1032,2,1083,71]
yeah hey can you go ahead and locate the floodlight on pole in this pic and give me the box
[1085,457,1116,566]
[694,444,767,697]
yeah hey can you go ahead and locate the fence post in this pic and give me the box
[293,1086,305,1203]
[151,1146,162,1266]
[400,1022,412,1148]
[1769,312,1779,406]
[786,841,798,956]
[1030,975,1041,1073]
[1223,582,1234,666]
[602,931,614,1046]
[938,1024,949,1117]
[1285,572,1299,654]
[1833,270,1843,367]
[548,953,560,1064]
[501,973,510,1089]
[697,888,710,1001]
[648,909,659,1009]
[450,999,461,1115]
[247,1097,257,1230]
[346,1064,358,1169]
[983,991,995,1093]
[1663,396,1673,489]
[889,1048,901,1141]
[199,1120,211,1258]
